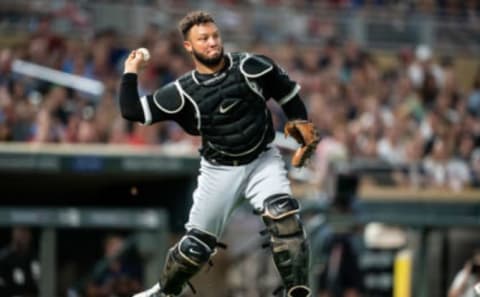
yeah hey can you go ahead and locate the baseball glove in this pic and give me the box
[284,120,320,167]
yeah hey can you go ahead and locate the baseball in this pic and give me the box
[137,47,150,61]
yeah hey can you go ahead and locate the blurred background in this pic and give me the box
[0,0,479,297]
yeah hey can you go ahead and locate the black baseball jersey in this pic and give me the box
[119,52,307,165]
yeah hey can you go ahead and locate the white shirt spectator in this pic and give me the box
[423,157,471,191]
[408,45,444,88]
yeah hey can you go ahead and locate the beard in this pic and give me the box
[192,47,224,68]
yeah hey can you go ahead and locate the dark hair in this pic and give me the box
[178,11,215,40]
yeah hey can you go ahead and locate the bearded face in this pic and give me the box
[192,46,224,67]
[184,22,224,69]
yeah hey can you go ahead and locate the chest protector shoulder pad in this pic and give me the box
[240,54,274,78]
[152,82,184,114]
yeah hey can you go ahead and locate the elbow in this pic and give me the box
[121,110,144,123]
[119,104,131,120]
[118,97,145,123]
[119,105,144,123]
[119,105,130,120]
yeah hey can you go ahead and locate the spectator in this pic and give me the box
[377,121,406,165]
[470,148,480,187]
[313,123,349,190]
[317,233,363,297]
[0,227,40,297]
[408,44,443,91]
[468,68,480,118]
[86,234,142,297]
[31,86,69,143]
[448,249,480,297]
[0,48,14,86]
[423,138,471,191]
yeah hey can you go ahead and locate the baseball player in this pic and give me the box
[119,11,319,297]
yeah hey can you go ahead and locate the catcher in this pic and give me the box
[119,10,319,297]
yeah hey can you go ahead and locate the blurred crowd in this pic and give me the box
[0,5,479,191]
[219,0,480,16]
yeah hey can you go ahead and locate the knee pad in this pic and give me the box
[261,194,303,237]
[160,228,217,295]
[177,228,216,265]
[261,194,310,291]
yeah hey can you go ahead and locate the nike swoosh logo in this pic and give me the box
[278,201,289,209]
[189,248,202,255]
[219,100,240,113]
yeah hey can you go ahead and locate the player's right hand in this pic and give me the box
[124,50,147,74]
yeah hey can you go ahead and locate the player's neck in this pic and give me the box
[195,57,225,75]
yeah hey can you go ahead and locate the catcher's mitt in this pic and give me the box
[284,120,320,167]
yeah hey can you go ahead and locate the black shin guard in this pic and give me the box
[159,229,217,295]
[261,194,311,296]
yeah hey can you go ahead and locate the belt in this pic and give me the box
[205,147,271,167]
[207,158,250,167]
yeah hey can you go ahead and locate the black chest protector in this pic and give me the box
[177,53,275,166]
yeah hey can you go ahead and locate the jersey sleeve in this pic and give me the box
[255,55,301,106]
[251,55,307,120]
[119,73,146,123]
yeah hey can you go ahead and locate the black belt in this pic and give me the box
[206,157,253,167]
[205,147,271,167]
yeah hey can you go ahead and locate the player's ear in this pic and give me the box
[183,40,192,53]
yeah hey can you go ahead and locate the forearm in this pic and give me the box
[448,286,466,297]
[119,73,145,123]
[281,94,308,120]
[448,269,470,297]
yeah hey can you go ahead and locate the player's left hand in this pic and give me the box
[284,120,320,167]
